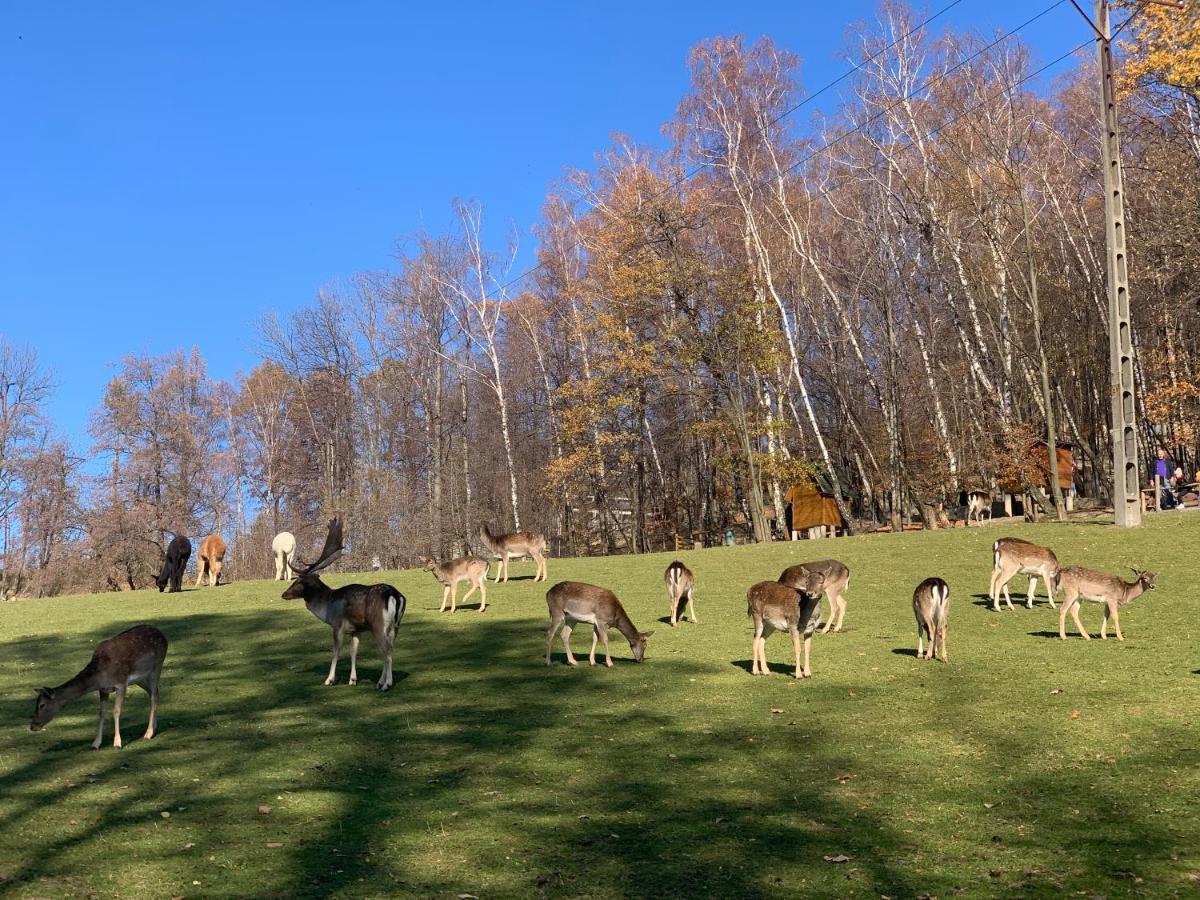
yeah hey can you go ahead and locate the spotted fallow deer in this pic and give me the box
[912,577,951,662]
[420,555,490,612]
[966,491,992,526]
[664,560,697,626]
[989,537,1059,611]
[746,571,825,679]
[272,531,296,581]
[282,519,407,691]
[196,534,226,587]
[1057,567,1156,641]
[30,624,167,750]
[779,559,850,633]
[544,581,652,667]
[479,524,547,583]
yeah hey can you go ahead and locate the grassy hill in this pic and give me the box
[1,514,1197,898]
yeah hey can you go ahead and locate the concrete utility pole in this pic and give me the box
[1093,0,1141,526]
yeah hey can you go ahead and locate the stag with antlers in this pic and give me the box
[282,519,407,691]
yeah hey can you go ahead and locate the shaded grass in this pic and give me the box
[1,513,1198,897]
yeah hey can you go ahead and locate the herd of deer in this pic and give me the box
[28,521,1157,751]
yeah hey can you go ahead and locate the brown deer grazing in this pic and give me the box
[664,561,697,626]
[272,531,296,581]
[30,624,167,750]
[283,519,407,691]
[989,537,1059,611]
[1057,567,1157,641]
[912,577,951,662]
[479,524,547,583]
[746,571,825,679]
[196,534,226,587]
[420,555,490,612]
[779,559,850,633]
[544,581,653,667]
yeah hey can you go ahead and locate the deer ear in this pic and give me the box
[641,630,655,640]
[35,687,52,699]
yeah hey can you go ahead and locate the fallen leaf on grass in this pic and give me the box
[983,803,994,809]
[267,842,283,849]
[833,774,853,783]
[770,708,784,714]
[258,805,273,814]
[1070,710,1081,720]
[182,843,195,850]
[1050,689,1062,695]
[823,854,854,863]
[458,894,479,899]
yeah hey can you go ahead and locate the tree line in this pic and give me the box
[2,2,1197,597]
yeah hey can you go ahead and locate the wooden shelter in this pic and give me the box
[784,475,845,537]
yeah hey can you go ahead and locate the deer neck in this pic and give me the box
[1120,580,1147,607]
[612,607,639,643]
[52,661,102,705]
[303,580,342,626]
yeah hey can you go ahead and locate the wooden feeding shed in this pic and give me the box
[999,441,1077,514]
[784,474,845,538]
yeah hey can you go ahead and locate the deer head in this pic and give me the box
[628,630,655,663]
[30,687,64,732]
[1130,568,1158,591]
[281,518,344,600]
[798,571,826,599]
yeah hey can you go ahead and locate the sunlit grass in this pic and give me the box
[1,513,1197,897]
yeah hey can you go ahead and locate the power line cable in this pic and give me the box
[478,0,1076,300]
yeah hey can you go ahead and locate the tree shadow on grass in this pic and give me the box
[2,597,1190,898]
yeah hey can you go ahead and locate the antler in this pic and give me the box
[289,518,344,576]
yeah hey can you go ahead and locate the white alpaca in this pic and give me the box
[272,531,296,581]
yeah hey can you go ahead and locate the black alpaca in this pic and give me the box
[155,535,191,593]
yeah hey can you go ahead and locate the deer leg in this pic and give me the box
[835,596,847,632]
[93,690,110,750]
[325,629,343,684]
[448,584,458,613]
[687,591,698,624]
[348,635,360,685]
[988,569,998,609]
[669,590,678,627]
[478,578,487,612]
[545,614,564,666]
[561,623,578,666]
[111,684,126,749]
[439,586,449,613]
[588,627,599,666]
[820,596,834,634]
[1059,597,1072,639]
[1110,603,1124,641]
[790,626,803,678]
[374,627,393,690]
[460,579,478,610]
[1026,576,1038,609]
[938,621,949,663]
[1045,569,1057,609]
[195,562,204,587]
[599,627,614,668]
[1070,600,1090,641]
[143,675,159,740]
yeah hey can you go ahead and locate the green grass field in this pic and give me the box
[1,514,1197,898]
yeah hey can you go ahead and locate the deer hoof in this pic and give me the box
[143,731,155,740]
[91,742,102,751]
[566,659,578,667]
[323,677,336,686]
[348,678,357,686]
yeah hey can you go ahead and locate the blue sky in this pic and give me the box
[1,1,1088,450]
